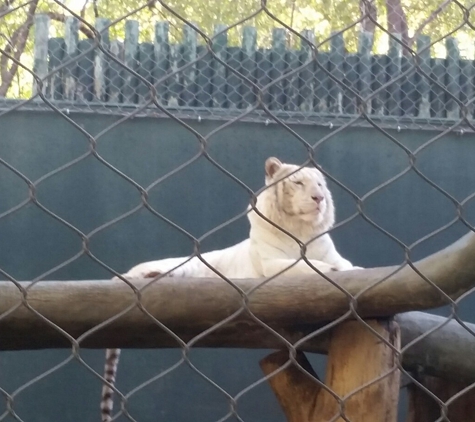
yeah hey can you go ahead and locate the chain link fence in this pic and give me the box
[1,0,475,420]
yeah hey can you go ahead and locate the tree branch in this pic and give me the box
[407,0,451,48]
[45,12,94,38]
[0,0,38,96]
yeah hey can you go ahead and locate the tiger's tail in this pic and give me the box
[100,348,121,422]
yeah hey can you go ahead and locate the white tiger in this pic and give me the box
[100,157,361,421]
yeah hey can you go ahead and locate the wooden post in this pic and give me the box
[76,39,95,101]
[315,49,329,112]
[416,35,431,118]
[137,42,154,103]
[47,37,65,100]
[153,21,170,106]
[314,319,400,422]
[328,32,345,114]
[226,46,242,109]
[108,40,124,103]
[270,28,286,110]
[94,17,110,102]
[407,375,475,421]
[387,35,402,116]
[63,16,79,101]
[446,37,460,119]
[211,24,228,108]
[33,14,50,97]
[260,350,322,422]
[358,28,373,114]
[299,29,315,112]
[181,23,197,107]
[241,26,257,110]
[123,20,139,104]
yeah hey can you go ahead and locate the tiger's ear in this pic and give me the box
[265,157,283,178]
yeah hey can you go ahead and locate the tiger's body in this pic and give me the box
[100,157,361,421]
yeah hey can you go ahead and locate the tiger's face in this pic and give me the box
[264,157,335,226]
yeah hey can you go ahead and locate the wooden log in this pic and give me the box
[313,319,400,422]
[2,231,475,357]
[284,49,299,111]
[195,45,212,107]
[431,57,445,118]
[344,53,358,114]
[314,50,329,112]
[226,46,242,109]
[372,55,387,115]
[259,350,322,422]
[167,43,182,107]
[406,375,475,422]
[255,48,272,109]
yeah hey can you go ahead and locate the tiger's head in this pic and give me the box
[250,157,335,238]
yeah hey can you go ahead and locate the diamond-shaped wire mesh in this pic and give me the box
[1,0,475,421]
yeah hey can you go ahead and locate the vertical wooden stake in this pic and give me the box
[314,319,401,422]
[407,375,475,422]
[260,349,322,422]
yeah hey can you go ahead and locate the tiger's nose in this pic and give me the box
[312,195,324,203]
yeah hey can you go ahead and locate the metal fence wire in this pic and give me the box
[1,0,475,421]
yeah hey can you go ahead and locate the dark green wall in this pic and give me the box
[1,110,474,421]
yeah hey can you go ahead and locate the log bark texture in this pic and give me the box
[313,320,400,422]
[1,232,475,382]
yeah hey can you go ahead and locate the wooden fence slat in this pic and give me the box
[47,37,65,100]
[63,17,79,101]
[255,48,272,109]
[33,14,50,97]
[460,59,474,119]
[358,28,373,114]
[76,39,95,102]
[431,57,445,118]
[401,55,417,117]
[285,49,299,111]
[226,46,242,109]
[195,45,212,107]
[270,28,286,110]
[372,55,387,115]
[328,32,345,114]
[108,40,123,103]
[123,20,139,104]
[181,23,197,107]
[298,30,315,112]
[137,42,154,103]
[153,21,170,106]
[240,26,257,109]
[344,53,358,114]
[314,50,329,112]
[446,37,460,119]
[211,24,228,108]
[94,18,110,102]
[167,43,182,107]
[416,35,431,118]
[387,36,402,116]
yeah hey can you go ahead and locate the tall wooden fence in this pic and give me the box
[34,14,472,119]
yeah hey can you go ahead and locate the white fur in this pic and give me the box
[118,157,361,280]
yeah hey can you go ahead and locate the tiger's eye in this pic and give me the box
[294,181,304,186]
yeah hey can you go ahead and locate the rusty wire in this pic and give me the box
[1,0,475,420]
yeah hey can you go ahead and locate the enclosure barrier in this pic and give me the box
[2,0,475,420]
